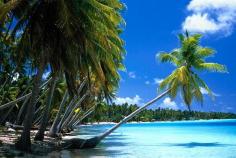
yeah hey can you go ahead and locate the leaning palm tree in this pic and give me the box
[64,32,227,149]
[1,0,125,151]
[157,31,227,109]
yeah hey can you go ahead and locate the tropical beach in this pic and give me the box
[2,120,236,158]
[0,0,236,158]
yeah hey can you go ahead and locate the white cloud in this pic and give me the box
[128,71,136,79]
[113,95,142,105]
[154,78,164,85]
[187,0,236,11]
[182,0,236,36]
[200,87,221,97]
[182,13,224,33]
[159,97,178,110]
[145,81,150,85]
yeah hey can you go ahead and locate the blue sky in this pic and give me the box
[113,0,236,113]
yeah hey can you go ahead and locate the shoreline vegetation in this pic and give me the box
[86,103,236,123]
[84,118,236,126]
[86,118,236,125]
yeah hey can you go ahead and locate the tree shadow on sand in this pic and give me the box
[46,135,132,158]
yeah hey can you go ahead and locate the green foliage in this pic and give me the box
[157,32,227,109]
[87,103,236,123]
[0,26,31,107]
[0,0,125,100]
[0,0,126,129]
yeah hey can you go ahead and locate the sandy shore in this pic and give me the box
[82,119,236,126]
[0,127,63,157]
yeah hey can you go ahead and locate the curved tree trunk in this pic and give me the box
[60,92,88,130]
[72,106,95,128]
[65,89,170,149]
[33,114,42,126]
[14,83,34,125]
[15,96,30,125]
[66,105,95,130]
[48,91,68,137]
[16,88,49,125]
[15,60,46,152]
[57,96,79,130]
[0,93,32,111]
[67,114,78,129]
[56,96,78,133]
[99,90,170,140]
[56,80,87,133]
[34,75,57,141]
[0,78,51,111]
[34,88,50,114]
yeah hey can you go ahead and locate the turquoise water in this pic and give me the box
[49,120,236,158]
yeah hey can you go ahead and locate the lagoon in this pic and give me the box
[47,120,236,157]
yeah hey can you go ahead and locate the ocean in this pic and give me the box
[47,120,236,158]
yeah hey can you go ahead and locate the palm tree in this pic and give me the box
[157,31,227,109]
[48,80,68,137]
[34,74,57,141]
[65,32,227,149]
[0,0,125,151]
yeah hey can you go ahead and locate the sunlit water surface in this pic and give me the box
[21,120,236,157]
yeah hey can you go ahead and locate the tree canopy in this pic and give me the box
[157,32,227,109]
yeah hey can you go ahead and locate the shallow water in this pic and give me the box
[8,120,236,158]
[45,119,236,158]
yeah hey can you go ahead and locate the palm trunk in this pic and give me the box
[15,96,30,125]
[60,93,88,130]
[65,89,170,149]
[56,96,79,133]
[33,114,42,126]
[34,75,57,141]
[17,88,49,125]
[66,114,78,131]
[0,93,32,111]
[48,91,68,137]
[56,81,86,133]
[0,78,51,111]
[15,60,46,152]
[1,76,31,121]
[72,106,95,127]
[67,105,95,129]
[34,106,44,116]
[34,89,50,115]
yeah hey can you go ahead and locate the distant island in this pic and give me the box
[86,103,236,123]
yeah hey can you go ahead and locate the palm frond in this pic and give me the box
[157,52,180,66]
[158,32,227,108]
[193,73,213,99]
[196,47,215,58]
[197,63,228,73]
